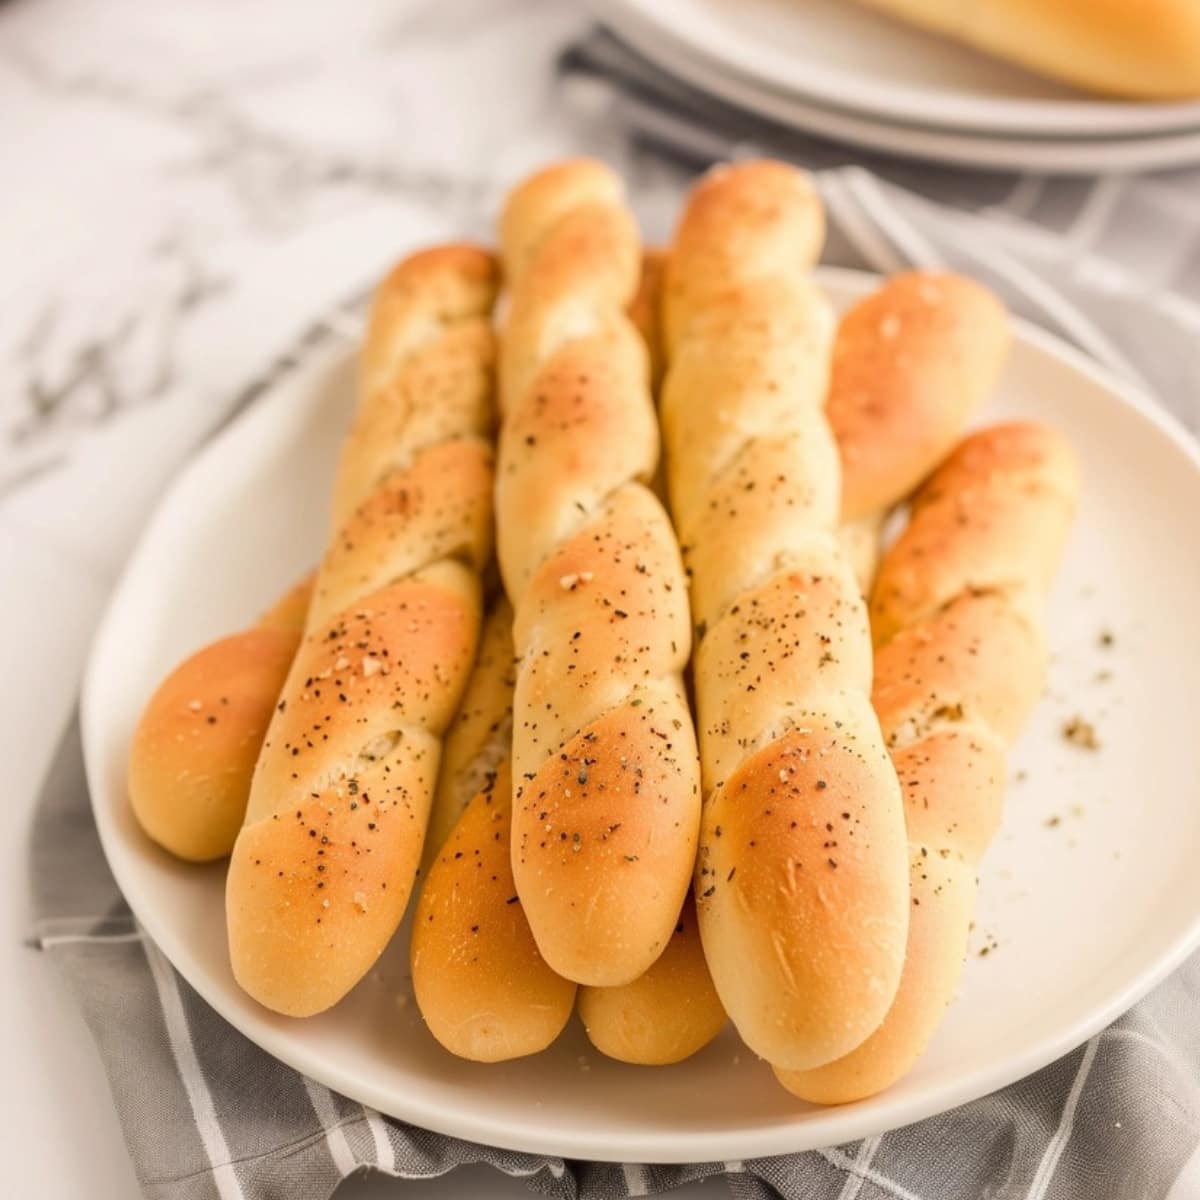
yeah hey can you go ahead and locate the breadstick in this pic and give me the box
[328,250,498,534]
[129,574,313,862]
[577,892,724,1065]
[848,0,1200,100]
[628,249,667,395]
[661,160,910,1072]
[420,248,707,1063]
[226,245,498,1016]
[777,422,1079,1103]
[496,160,701,987]
[575,246,723,1064]
[424,596,516,864]
[426,246,667,868]
[412,602,575,1061]
[831,271,1010,525]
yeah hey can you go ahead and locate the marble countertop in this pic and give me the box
[0,1,717,1195]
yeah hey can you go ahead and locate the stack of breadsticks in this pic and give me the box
[128,158,1077,1102]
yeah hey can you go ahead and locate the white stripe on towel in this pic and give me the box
[1025,1036,1100,1200]
[143,937,246,1200]
[302,1077,358,1177]
[836,1134,883,1200]
[843,168,943,269]
[1065,177,1127,254]
[622,1162,650,1195]
[818,1145,926,1200]
[362,1106,396,1175]
[820,173,909,275]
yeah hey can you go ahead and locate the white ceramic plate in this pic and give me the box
[600,7,1200,174]
[83,268,1200,1163]
[591,0,1200,138]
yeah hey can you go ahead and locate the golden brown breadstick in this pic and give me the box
[129,575,313,862]
[628,249,667,394]
[661,160,910,1072]
[495,160,701,988]
[848,0,1200,99]
[426,247,667,869]
[226,245,498,1017]
[417,247,696,1064]
[578,258,1009,1064]
[575,246,723,1064]
[831,271,1010,525]
[577,892,724,1065]
[412,603,575,1061]
[777,422,1079,1103]
[424,597,516,865]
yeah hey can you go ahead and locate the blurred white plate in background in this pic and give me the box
[592,0,1200,139]
[600,8,1200,174]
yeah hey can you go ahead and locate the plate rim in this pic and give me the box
[595,4,1200,175]
[589,0,1200,139]
[81,265,1200,1163]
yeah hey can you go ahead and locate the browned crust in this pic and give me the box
[579,893,725,1065]
[695,717,910,1070]
[662,160,824,356]
[313,438,494,630]
[781,421,1079,1102]
[129,626,300,862]
[830,271,1009,522]
[513,696,699,988]
[227,244,498,1016]
[853,0,1200,98]
[870,421,1079,645]
[229,574,481,1016]
[412,761,576,1062]
[497,160,701,986]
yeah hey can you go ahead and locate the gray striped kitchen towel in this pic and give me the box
[30,46,1200,1199]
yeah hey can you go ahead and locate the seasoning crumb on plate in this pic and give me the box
[1062,715,1100,750]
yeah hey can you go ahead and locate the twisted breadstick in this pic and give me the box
[412,600,576,1061]
[661,161,910,1071]
[424,596,517,864]
[418,246,709,1063]
[130,574,313,862]
[226,245,498,1016]
[575,247,725,1063]
[777,422,1079,1103]
[496,160,701,987]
